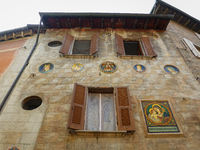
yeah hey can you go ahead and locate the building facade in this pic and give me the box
[0,1,200,150]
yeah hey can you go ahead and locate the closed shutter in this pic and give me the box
[115,87,135,131]
[183,38,200,58]
[59,33,74,55]
[115,33,126,55]
[67,83,87,130]
[140,37,157,57]
[90,33,99,55]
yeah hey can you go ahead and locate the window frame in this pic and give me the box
[59,33,99,58]
[115,33,157,59]
[183,38,200,58]
[67,83,135,133]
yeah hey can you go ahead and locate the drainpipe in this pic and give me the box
[0,15,43,113]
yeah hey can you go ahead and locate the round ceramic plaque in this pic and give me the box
[99,61,117,74]
[134,64,146,73]
[164,65,179,75]
[38,63,54,73]
[71,63,84,72]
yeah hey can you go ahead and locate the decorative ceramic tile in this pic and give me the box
[39,63,54,73]
[8,147,20,150]
[55,33,62,37]
[71,63,84,72]
[141,101,179,133]
[107,33,111,37]
[164,65,179,75]
[134,64,146,73]
[99,61,117,74]
[151,34,159,39]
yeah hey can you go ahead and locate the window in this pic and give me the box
[67,83,135,132]
[183,38,200,58]
[21,96,42,110]
[115,33,157,58]
[59,33,99,58]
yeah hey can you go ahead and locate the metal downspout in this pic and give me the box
[0,15,43,113]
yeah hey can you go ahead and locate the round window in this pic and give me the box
[22,96,42,110]
[48,41,62,47]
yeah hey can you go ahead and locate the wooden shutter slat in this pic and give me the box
[90,33,99,55]
[59,33,74,55]
[115,33,126,55]
[115,87,135,131]
[140,37,157,57]
[68,83,87,130]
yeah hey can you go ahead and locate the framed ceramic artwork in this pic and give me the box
[71,63,84,72]
[38,63,54,73]
[134,64,146,73]
[99,61,117,74]
[139,100,184,138]
[164,65,179,75]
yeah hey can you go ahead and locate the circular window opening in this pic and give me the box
[48,41,62,47]
[22,96,42,110]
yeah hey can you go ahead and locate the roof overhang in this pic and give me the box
[151,0,200,33]
[39,12,174,30]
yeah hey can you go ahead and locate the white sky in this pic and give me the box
[0,0,199,32]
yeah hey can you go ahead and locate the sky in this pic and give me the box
[0,0,200,32]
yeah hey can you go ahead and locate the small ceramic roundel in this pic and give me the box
[39,63,54,73]
[134,64,146,73]
[99,61,117,74]
[71,63,84,72]
[164,65,179,75]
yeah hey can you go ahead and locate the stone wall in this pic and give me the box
[0,28,200,150]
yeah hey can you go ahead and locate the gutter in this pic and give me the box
[0,15,43,113]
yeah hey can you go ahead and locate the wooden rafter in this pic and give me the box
[184,19,190,27]
[55,18,60,28]
[67,18,71,29]
[191,23,197,30]
[79,18,81,28]
[177,16,183,23]
[144,19,149,30]
[133,19,138,29]
[163,8,168,14]
[101,18,104,28]
[90,18,93,28]
[153,19,159,30]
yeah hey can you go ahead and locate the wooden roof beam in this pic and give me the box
[90,18,93,28]
[163,20,170,30]
[163,8,168,14]
[153,19,159,30]
[112,18,115,28]
[144,19,149,30]
[101,18,104,28]
[67,18,71,29]
[177,16,183,23]
[123,18,126,29]
[79,18,81,28]
[133,19,138,29]
[184,19,190,27]
[55,18,60,28]
[191,23,197,30]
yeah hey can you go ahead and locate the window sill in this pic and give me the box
[60,54,96,59]
[69,129,133,137]
[120,55,155,60]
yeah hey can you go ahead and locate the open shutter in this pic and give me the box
[90,33,99,55]
[183,38,200,58]
[115,87,135,131]
[140,37,157,57]
[115,33,126,55]
[59,33,74,55]
[67,83,87,130]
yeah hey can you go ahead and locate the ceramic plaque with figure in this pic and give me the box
[141,101,179,133]
[134,64,146,73]
[39,63,54,73]
[71,63,84,72]
[164,65,179,75]
[99,61,117,74]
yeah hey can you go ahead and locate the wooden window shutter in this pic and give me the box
[90,33,99,55]
[115,33,126,55]
[67,83,87,130]
[115,87,135,131]
[140,37,157,57]
[183,38,200,58]
[59,33,74,55]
